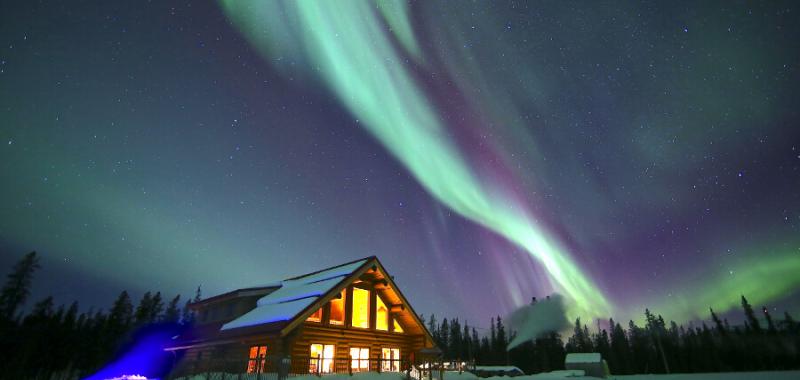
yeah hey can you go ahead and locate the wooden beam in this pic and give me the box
[390,304,405,313]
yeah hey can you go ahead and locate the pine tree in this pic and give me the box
[594,328,611,369]
[490,317,496,356]
[134,291,153,325]
[440,318,450,358]
[449,318,462,360]
[479,336,490,364]
[471,327,480,362]
[568,317,592,352]
[762,306,777,334]
[496,316,508,364]
[31,296,54,317]
[0,251,40,320]
[780,311,796,332]
[610,321,630,374]
[164,294,181,323]
[149,291,164,322]
[427,314,437,339]
[109,291,133,327]
[710,308,727,336]
[463,323,471,360]
[741,295,762,334]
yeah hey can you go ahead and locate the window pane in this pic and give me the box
[310,344,335,374]
[350,347,370,372]
[382,348,400,372]
[361,348,370,370]
[376,296,388,331]
[393,319,404,333]
[352,288,370,328]
[330,290,345,325]
[307,307,322,322]
[310,344,322,374]
[247,345,267,373]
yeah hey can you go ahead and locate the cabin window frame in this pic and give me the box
[381,347,401,372]
[392,318,404,333]
[309,343,335,374]
[246,345,268,374]
[350,286,371,329]
[329,289,346,326]
[350,346,370,372]
[306,306,323,323]
[375,294,389,331]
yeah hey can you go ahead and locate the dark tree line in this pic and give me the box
[0,252,200,379]
[2,251,799,378]
[421,313,566,372]
[426,299,800,375]
[555,302,800,375]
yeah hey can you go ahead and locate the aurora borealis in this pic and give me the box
[1,1,798,326]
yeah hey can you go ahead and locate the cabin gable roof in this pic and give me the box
[215,256,434,344]
[220,257,371,331]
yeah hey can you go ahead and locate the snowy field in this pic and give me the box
[172,370,800,380]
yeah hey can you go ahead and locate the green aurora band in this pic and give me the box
[220,1,800,323]
[220,0,613,319]
[630,247,800,324]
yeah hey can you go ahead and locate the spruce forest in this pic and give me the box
[1,252,799,379]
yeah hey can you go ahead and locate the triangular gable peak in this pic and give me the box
[220,256,433,345]
[280,257,434,341]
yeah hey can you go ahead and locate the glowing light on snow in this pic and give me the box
[220,0,612,320]
[105,375,152,380]
[84,325,181,380]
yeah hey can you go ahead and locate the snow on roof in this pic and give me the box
[564,353,602,364]
[221,258,369,331]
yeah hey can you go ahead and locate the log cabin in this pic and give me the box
[166,256,438,376]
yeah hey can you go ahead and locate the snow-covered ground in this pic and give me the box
[174,370,800,380]
[609,372,800,380]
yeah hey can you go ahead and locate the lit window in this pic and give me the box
[393,319,403,333]
[381,348,400,372]
[246,345,267,373]
[352,288,370,328]
[307,307,322,322]
[376,296,388,331]
[330,289,345,325]
[350,347,370,372]
[310,344,335,374]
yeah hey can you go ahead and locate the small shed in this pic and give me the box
[564,353,609,378]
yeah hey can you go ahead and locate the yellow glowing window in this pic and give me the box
[381,348,400,372]
[246,345,267,373]
[393,319,403,333]
[310,343,335,374]
[351,287,370,328]
[350,347,370,372]
[330,289,345,325]
[376,296,388,331]
[307,307,323,322]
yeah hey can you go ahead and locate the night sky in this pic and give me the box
[1,1,799,327]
